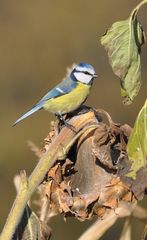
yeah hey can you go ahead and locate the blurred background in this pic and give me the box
[0,0,147,239]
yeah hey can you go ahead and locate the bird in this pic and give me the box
[13,63,97,126]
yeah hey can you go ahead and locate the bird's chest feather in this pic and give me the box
[43,83,90,114]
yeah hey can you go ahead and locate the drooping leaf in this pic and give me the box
[13,205,42,240]
[101,8,145,105]
[126,99,147,179]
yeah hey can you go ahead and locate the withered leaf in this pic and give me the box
[47,163,62,183]
[101,7,145,105]
[36,109,135,223]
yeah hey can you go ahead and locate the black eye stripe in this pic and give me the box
[84,71,91,75]
[75,70,93,76]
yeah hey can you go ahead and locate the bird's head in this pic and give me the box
[71,63,97,85]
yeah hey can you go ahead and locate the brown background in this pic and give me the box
[0,0,147,239]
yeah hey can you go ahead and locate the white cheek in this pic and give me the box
[74,72,92,84]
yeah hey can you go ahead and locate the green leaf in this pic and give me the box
[101,8,145,105]
[126,99,147,179]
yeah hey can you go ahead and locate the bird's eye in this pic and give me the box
[84,71,90,75]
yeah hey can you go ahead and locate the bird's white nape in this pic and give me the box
[73,72,93,84]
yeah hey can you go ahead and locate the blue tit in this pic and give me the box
[13,63,97,126]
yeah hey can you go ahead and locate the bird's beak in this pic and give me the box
[93,74,98,78]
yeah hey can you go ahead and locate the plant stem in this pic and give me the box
[0,112,98,240]
[131,0,147,17]
[135,0,147,12]
[0,146,59,240]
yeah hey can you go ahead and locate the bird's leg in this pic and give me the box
[55,113,77,133]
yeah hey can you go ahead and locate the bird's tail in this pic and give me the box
[13,104,42,126]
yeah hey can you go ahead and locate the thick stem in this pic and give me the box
[0,112,98,240]
[0,147,58,240]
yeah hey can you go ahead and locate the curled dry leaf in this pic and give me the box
[34,108,140,223]
[41,120,57,154]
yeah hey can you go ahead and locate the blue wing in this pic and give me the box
[13,77,77,126]
[40,77,77,102]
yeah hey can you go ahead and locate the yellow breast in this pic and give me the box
[43,83,91,114]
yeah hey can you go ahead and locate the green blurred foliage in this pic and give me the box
[127,99,147,179]
[0,0,146,239]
